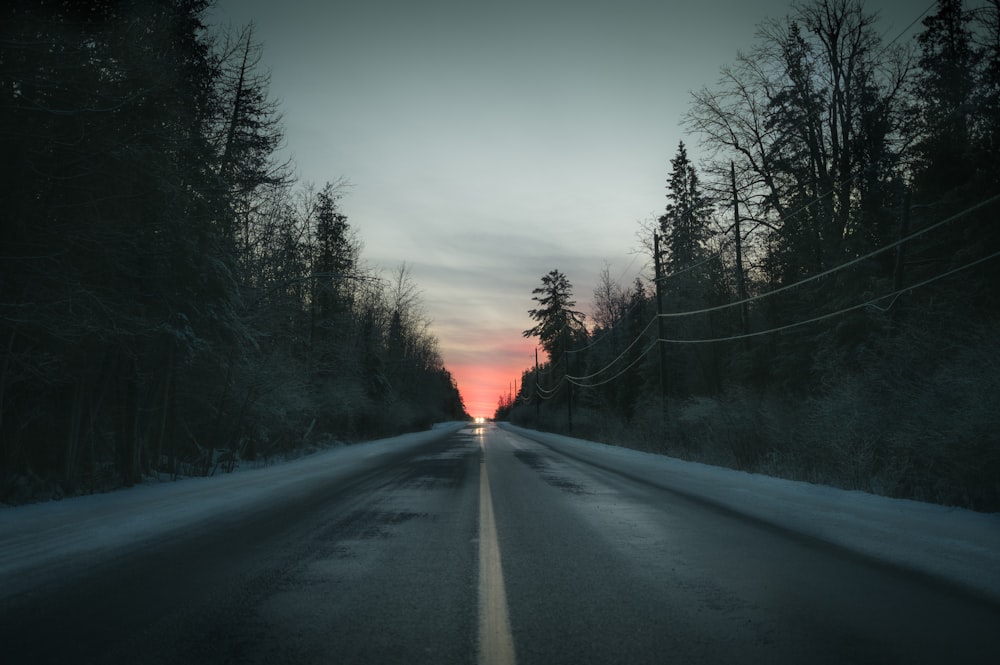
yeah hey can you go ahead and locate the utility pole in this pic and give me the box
[563,326,573,432]
[892,189,912,327]
[731,161,749,338]
[534,348,540,422]
[653,232,668,412]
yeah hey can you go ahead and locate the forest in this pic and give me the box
[498,0,1000,512]
[0,1,468,503]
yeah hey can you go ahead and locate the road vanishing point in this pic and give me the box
[2,422,998,664]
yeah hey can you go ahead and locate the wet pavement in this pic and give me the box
[3,422,999,664]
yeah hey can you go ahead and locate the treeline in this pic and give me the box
[499,0,1000,511]
[0,1,466,503]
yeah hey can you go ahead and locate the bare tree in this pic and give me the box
[687,0,912,278]
[591,263,628,332]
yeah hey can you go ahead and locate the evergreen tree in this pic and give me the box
[912,0,977,198]
[973,0,1000,187]
[312,182,357,319]
[688,0,909,280]
[213,24,293,221]
[0,2,470,499]
[523,270,586,369]
[618,278,653,419]
[0,0,238,489]
[658,142,713,273]
[656,143,721,396]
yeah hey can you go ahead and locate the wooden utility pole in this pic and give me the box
[892,189,912,327]
[653,233,668,411]
[893,189,911,293]
[563,327,573,432]
[731,161,749,338]
[534,348,540,422]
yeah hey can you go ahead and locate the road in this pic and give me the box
[2,422,998,664]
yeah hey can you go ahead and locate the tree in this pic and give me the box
[682,0,913,392]
[310,180,359,366]
[911,0,978,198]
[495,0,1000,511]
[523,270,586,367]
[0,0,243,490]
[591,263,628,332]
[212,24,293,212]
[655,143,728,396]
[619,278,654,417]
[658,142,713,272]
[0,2,469,500]
[687,0,911,280]
[973,0,1000,187]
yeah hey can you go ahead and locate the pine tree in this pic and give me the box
[313,182,357,318]
[0,0,240,490]
[658,142,712,273]
[523,270,586,368]
[656,144,727,396]
[973,0,1000,187]
[912,0,977,198]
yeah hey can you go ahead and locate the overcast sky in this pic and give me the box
[209,0,926,417]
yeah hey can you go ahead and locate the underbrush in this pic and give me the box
[509,323,1000,512]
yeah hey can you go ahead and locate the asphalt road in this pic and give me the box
[2,422,998,664]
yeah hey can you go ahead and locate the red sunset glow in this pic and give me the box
[446,337,538,419]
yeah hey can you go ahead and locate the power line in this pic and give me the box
[568,157,935,356]
[566,314,659,380]
[564,247,999,388]
[565,339,659,388]
[884,1,937,47]
[656,249,1000,345]
[653,240,731,283]
[534,374,565,397]
[567,238,726,356]
[648,0,938,293]
[567,289,651,355]
[564,191,998,382]
[548,1,978,365]
[513,1,957,405]
[655,193,1000,321]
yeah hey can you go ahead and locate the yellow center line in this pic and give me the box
[478,438,517,665]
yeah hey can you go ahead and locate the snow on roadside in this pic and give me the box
[501,423,1000,605]
[4,420,997,607]
[0,423,466,599]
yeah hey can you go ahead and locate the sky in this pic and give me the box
[208,0,925,418]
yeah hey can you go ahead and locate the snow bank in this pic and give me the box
[0,424,465,599]
[3,420,997,607]
[501,423,1000,604]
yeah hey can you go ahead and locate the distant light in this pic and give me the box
[474,416,485,424]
